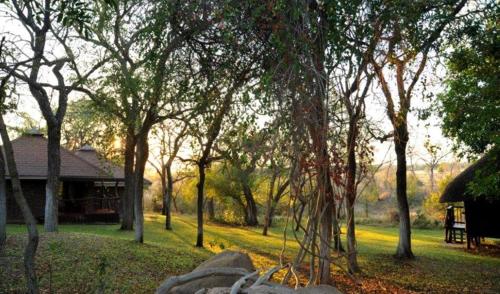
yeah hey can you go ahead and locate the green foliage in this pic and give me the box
[466,150,500,199]
[412,210,440,229]
[62,99,123,163]
[424,175,451,221]
[407,174,425,206]
[438,8,499,155]
[438,7,499,198]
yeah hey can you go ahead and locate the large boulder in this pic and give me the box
[170,250,255,294]
[204,285,295,294]
[295,285,343,294]
[199,285,341,294]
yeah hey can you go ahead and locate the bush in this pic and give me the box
[413,211,441,229]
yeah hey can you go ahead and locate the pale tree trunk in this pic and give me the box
[134,130,150,243]
[44,125,61,232]
[0,115,39,294]
[429,166,436,192]
[394,125,414,259]
[196,162,206,247]
[121,129,135,230]
[165,165,173,230]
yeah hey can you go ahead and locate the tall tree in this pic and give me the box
[0,46,39,293]
[438,4,499,196]
[262,126,290,236]
[74,0,207,240]
[180,0,264,247]
[369,0,467,259]
[186,69,255,247]
[1,0,104,232]
[217,121,268,226]
[149,121,188,230]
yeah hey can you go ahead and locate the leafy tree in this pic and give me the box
[0,0,104,232]
[438,5,499,198]
[369,0,468,259]
[216,120,268,226]
[439,7,499,156]
[179,0,265,247]
[149,120,188,230]
[424,175,452,221]
[62,99,123,163]
[74,0,206,240]
[0,38,39,294]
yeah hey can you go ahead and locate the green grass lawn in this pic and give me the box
[1,213,499,293]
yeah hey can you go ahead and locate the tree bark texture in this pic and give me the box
[207,197,215,221]
[196,163,206,247]
[0,143,6,253]
[165,164,173,230]
[0,115,39,294]
[394,127,414,259]
[44,125,61,232]
[262,171,276,236]
[121,129,136,230]
[242,183,258,226]
[134,130,150,243]
[345,120,360,273]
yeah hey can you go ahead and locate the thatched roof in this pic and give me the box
[440,152,499,203]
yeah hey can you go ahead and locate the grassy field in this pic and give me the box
[1,213,499,293]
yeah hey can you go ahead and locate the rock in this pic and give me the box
[198,284,341,294]
[295,285,342,294]
[202,285,296,294]
[170,250,255,294]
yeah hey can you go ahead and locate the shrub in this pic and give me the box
[413,210,441,229]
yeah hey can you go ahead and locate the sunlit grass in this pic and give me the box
[3,213,500,293]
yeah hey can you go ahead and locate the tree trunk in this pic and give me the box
[0,143,6,254]
[242,183,258,226]
[165,164,173,230]
[0,115,39,294]
[134,131,150,243]
[365,198,369,218]
[196,163,206,247]
[346,121,360,273]
[121,129,136,230]
[207,197,215,221]
[160,171,167,216]
[294,201,305,232]
[394,127,414,259]
[430,166,435,192]
[44,125,61,232]
[172,194,179,213]
[262,171,276,236]
[318,195,333,285]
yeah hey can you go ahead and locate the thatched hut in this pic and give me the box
[440,153,500,248]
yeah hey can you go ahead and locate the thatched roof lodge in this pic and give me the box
[440,152,500,248]
[3,131,126,223]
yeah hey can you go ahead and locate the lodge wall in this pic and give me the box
[6,180,125,223]
[6,180,46,223]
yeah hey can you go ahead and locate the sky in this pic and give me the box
[0,10,457,168]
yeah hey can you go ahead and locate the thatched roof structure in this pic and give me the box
[440,152,499,203]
